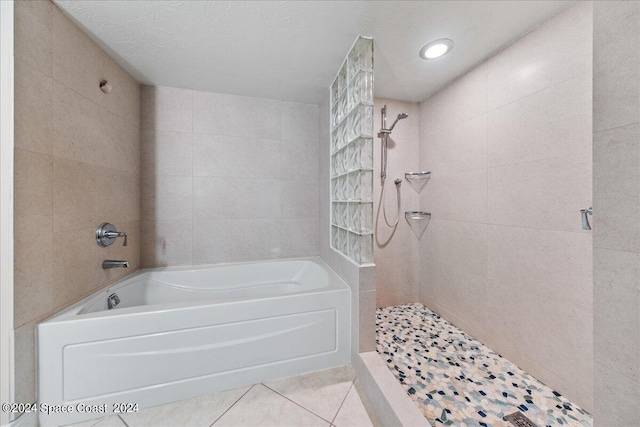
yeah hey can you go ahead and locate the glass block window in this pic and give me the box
[330,37,374,264]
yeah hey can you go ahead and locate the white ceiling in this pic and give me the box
[53,1,574,105]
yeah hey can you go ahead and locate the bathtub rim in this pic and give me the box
[43,256,349,323]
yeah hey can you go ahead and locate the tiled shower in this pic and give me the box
[370,4,594,420]
[7,0,640,426]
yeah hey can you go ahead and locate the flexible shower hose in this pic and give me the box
[381,177,402,228]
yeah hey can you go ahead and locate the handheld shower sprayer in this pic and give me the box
[379,105,408,228]
[388,113,409,132]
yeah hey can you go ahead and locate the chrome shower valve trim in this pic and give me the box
[96,223,128,247]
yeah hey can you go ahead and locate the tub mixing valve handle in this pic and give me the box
[96,223,128,247]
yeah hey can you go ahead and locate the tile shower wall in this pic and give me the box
[418,2,593,411]
[13,0,141,404]
[593,1,640,425]
[373,98,420,308]
[140,85,319,267]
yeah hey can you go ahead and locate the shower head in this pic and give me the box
[388,112,408,131]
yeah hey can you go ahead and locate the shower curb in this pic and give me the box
[353,351,432,427]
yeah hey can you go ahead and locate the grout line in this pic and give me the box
[52,75,139,129]
[190,90,195,265]
[117,414,130,427]
[424,216,592,236]
[485,72,589,114]
[262,383,336,424]
[330,379,355,425]
[485,151,591,170]
[594,121,640,135]
[421,72,591,140]
[209,384,255,426]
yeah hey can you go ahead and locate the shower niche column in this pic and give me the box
[330,37,374,264]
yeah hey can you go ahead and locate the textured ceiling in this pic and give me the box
[53,1,573,104]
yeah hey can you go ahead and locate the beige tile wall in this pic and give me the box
[140,86,319,267]
[593,1,640,425]
[372,98,421,308]
[418,2,593,411]
[13,0,141,404]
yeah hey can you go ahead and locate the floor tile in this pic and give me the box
[377,304,593,427]
[264,366,355,422]
[213,384,328,426]
[63,416,125,427]
[122,386,250,427]
[93,416,127,427]
[332,385,374,427]
[62,418,102,427]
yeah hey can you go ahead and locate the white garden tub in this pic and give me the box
[37,257,350,427]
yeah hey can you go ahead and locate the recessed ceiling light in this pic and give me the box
[419,38,454,60]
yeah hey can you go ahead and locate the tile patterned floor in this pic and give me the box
[64,366,374,427]
[376,304,593,427]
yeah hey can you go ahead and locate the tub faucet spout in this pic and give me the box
[102,260,129,269]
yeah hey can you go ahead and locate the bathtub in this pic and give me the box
[37,257,350,427]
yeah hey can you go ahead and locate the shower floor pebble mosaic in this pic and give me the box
[376,304,592,427]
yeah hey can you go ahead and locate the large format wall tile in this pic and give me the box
[281,180,319,218]
[422,168,488,224]
[594,249,640,382]
[14,319,38,404]
[375,256,419,308]
[141,220,193,267]
[52,227,109,310]
[141,85,193,132]
[281,218,319,257]
[420,113,487,173]
[14,149,52,240]
[192,218,282,264]
[595,363,640,426]
[418,63,487,135]
[14,234,53,328]
[374,220,419,261]
[422,220,488,278]
[53,158,136,231]
[14,0,52,77]
[141,130,193,178]
[282,102,320,143]
[359,290,377,352]
[488,155,591,232]
[14,63,53,155]
[141,175,192,223]
[488,225,592,313]
[193,177,281,220]
[487,1,592,110]
[593,1,640,132]
[193,91,281,139]
[593,124,640,252]
[53,82,140,175]
[52,6,139,126]
[192,134,281,178]
[488,74,592,168]
[281,141,320,179]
